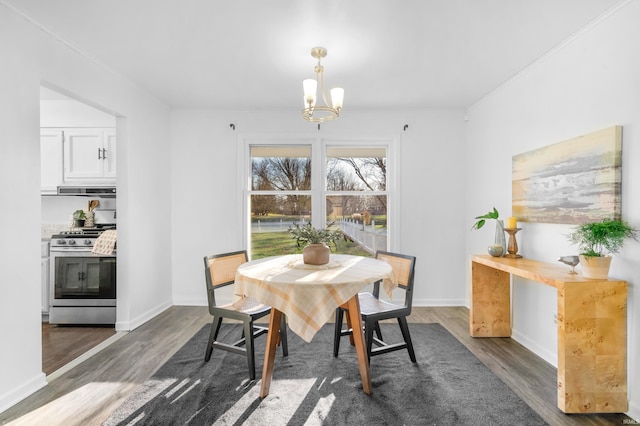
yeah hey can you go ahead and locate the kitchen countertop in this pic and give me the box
[41,224,70,240]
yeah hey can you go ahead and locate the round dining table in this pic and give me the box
[233,253,396,397]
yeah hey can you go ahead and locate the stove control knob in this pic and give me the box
[84,240,92,246]
[68,239,76,245]
[56,239,66,245]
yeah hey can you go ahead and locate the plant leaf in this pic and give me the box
[472,207,498,230]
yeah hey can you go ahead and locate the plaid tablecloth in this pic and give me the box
[234,254,396,342]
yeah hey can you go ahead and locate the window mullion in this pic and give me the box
[311,137,324,228]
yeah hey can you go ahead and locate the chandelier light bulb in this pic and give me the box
[303,79,317,106]
[330,87,344,110]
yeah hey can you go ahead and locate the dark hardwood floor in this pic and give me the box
[42,323,116,375]
[1,306,633,425]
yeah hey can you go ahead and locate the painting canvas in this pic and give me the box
[512,126,621,224]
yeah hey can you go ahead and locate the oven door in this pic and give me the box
[49,248,117,325]
[53,255,116,303]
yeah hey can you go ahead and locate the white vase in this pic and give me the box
[492,220,506,254]
[579,255,612,279]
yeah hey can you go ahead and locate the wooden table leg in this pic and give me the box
[341,296,372,395]
[259,308,282,398]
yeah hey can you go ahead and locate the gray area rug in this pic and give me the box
[104,323,548,425]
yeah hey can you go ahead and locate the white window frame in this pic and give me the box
[238,134,399,259]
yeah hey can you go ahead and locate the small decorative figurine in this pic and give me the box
[557,255,580,274]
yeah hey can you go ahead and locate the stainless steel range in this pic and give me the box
[49,214,116,324]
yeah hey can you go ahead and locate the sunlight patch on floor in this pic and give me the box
[214,378,316,425]
[9,382,124,426]
[304,393,336,425]
[100,378,179,426]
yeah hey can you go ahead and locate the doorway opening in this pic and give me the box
[40,85,118,375]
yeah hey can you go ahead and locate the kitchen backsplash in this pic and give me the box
[41,196,116,239]
[42,224,70,240]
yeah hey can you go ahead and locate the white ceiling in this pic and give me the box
[8,0,623,110]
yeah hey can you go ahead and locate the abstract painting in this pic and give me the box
[512,126,621,224]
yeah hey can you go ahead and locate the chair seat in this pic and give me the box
[358,292,404,316]
[219,296,271,316]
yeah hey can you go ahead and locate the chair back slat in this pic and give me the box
[377,252,413,289]
[204,251,248,311]
[208,252,247,287]
[375,251,416,310]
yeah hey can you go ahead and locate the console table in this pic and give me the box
[470,254,627,413]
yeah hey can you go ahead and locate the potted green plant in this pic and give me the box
[289,221,343,265]
[472,207,505,257]
[568,218,638,278]
[72,209,87,228]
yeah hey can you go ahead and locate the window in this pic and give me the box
[325,146,388,256]
[242,138,395,259]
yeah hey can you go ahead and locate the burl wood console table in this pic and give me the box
[470,254,627,413]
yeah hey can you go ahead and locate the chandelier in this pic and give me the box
[302,47,344,123]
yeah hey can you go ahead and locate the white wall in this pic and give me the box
[170,109,467,308]
[40,98,116,128]
[0,4,173,412]
[465,0,640,418]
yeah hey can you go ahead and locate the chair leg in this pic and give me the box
[398,317,417,363]
[279,314,289,357]
[204,316,223,362]
[244,320,256,380]
[365,319,376,361]
[345,310,355,346]
[333,308,344,357]
[373,321,383,342]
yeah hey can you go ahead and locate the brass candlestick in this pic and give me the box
[504,228,522,258]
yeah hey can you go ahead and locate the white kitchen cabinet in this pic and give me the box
[40,129,64,194]
[40,127,116,190]
[103,128,116,178]
[41,241,50,314]
[63,128,116,183]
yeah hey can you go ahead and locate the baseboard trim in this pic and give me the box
[0,372,47,414]
[511,328,557,367]
[627,400,639,424]
[411,298,466,307]
[115,301,172,332]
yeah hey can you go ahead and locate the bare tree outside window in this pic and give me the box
[252,157,311,215]
[328,156,387,212]
[252,157,311,191]
[333,157,386,191]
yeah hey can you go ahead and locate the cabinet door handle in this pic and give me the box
[78,271,83,280]
[98,147,102,159]
[102,148,107,159]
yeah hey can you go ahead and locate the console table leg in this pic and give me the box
[557,281,627,413]
[470,261,511,337]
